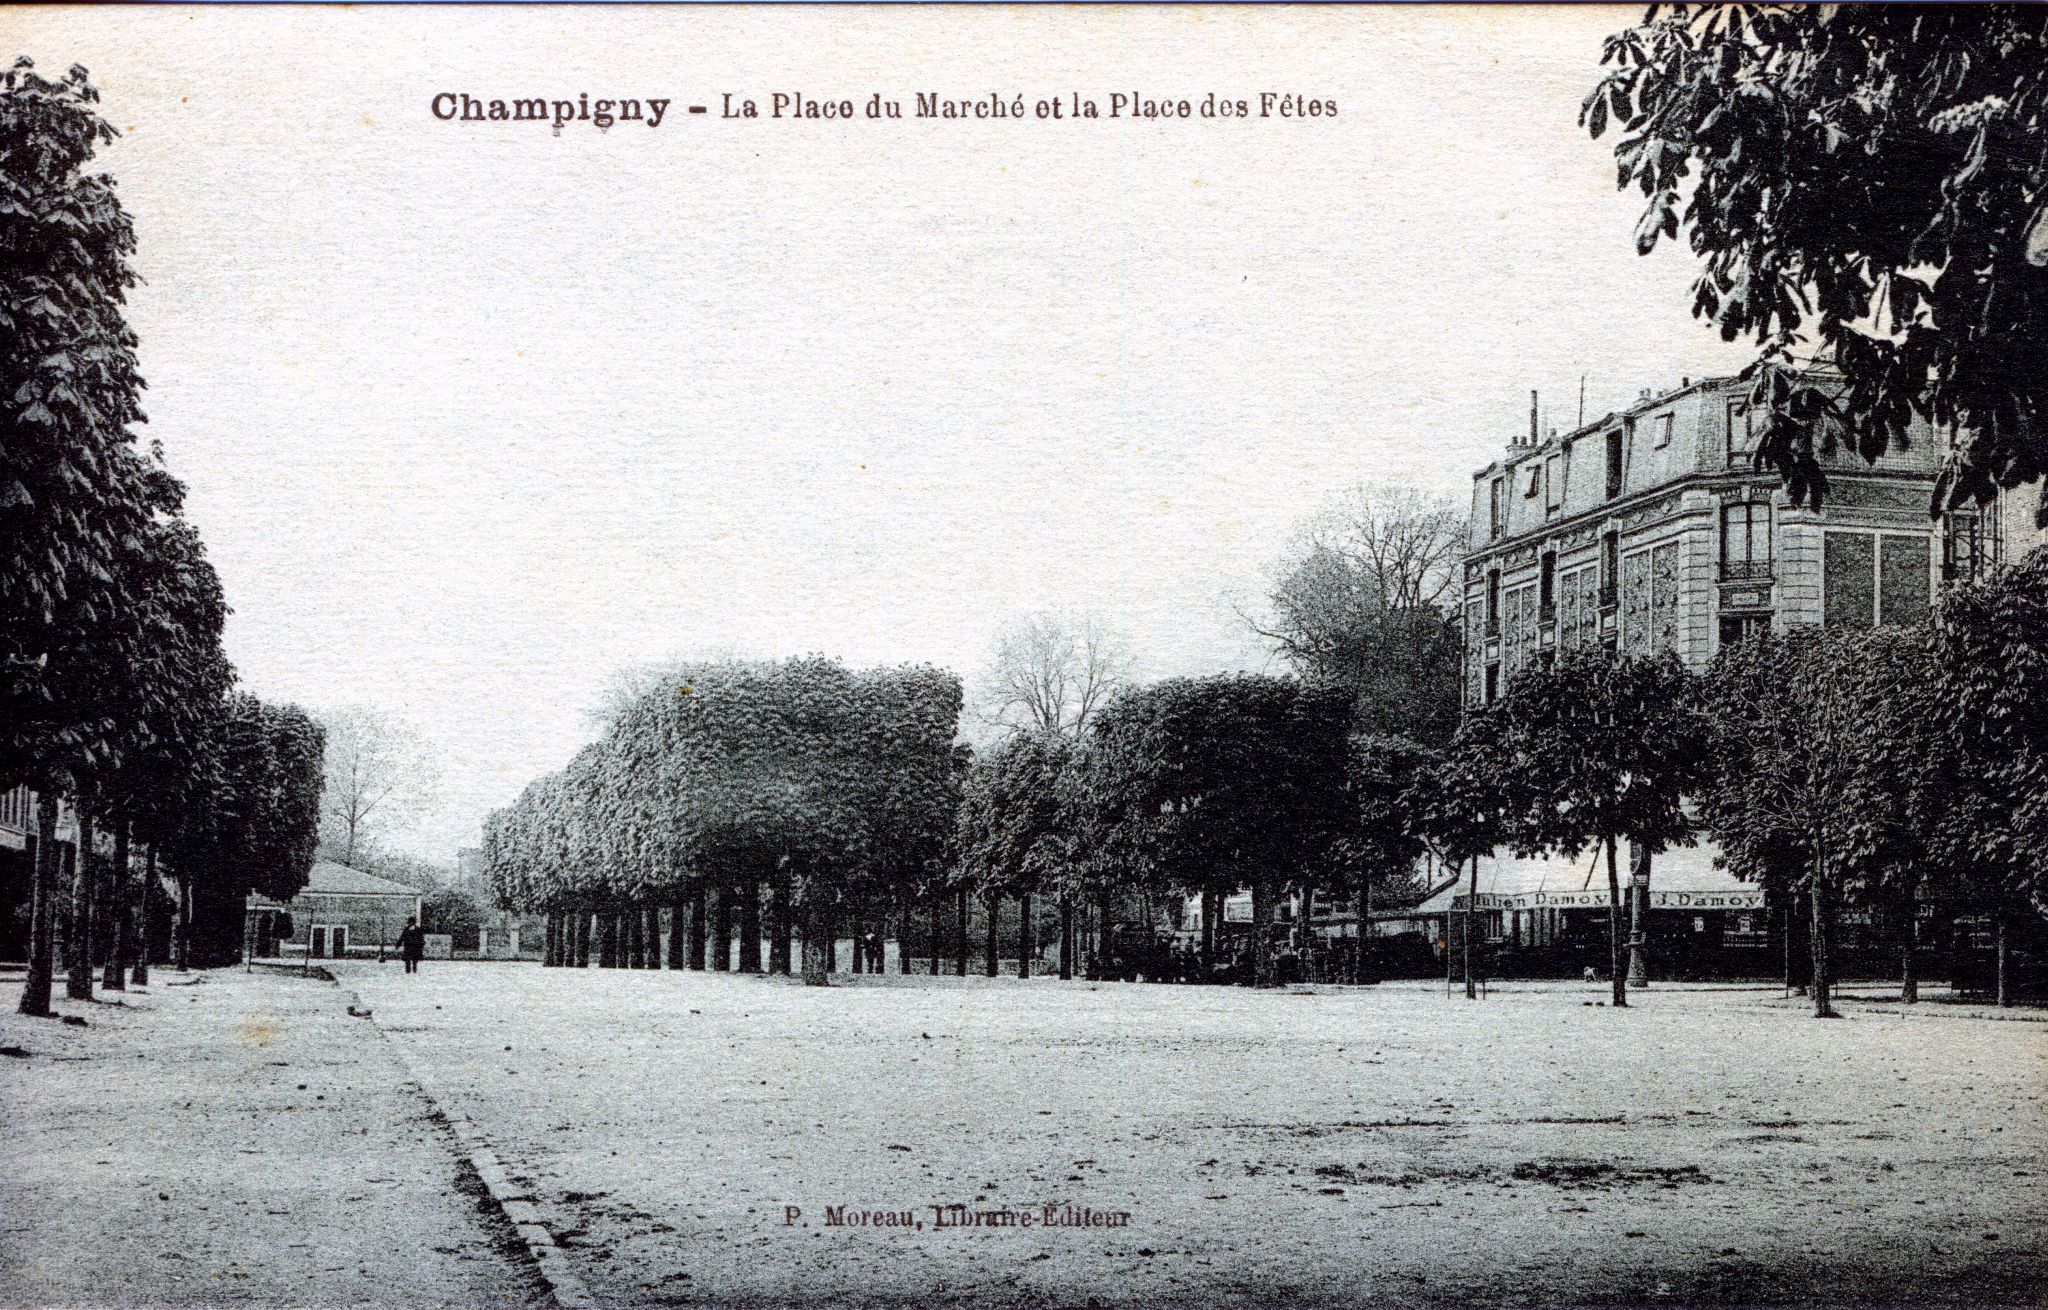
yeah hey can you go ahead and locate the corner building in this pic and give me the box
[1445,373,2034,981]
[1462,373,1962,698]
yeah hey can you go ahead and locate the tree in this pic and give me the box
[1586,5,2048,518]
[1086,675,1353,987]
[975,612,1132,738]
[95,518,235,989]
[1698,627,1938,1018]
[957,731,1078,978]
[162,693,324,969]
[1337,734,1439,945]
[1407,718,1513,1001]
[1476,649,1712,1008]
[0,60,165,1016]
[484,656,963,988]
[316,706,439,868]
[1245,485,1464,744]
[1933,544,2048,1002]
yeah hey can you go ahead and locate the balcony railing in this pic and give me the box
[1719,559,1773,582]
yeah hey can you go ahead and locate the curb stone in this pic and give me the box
[345,985,600,1310]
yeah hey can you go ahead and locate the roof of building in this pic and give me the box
[1410,841,1758,915]
[299,861,424,898]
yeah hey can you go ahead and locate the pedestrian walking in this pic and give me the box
[398,918,426,974]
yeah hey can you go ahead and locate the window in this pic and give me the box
[1605,429,1625,499]
[1823,532,1876,628]
[1539,551,1557,618]
[1825,532,1934,628]
[1943,503,2004,581]
[1489,478,1506,540]
[1484,663,1500,704]
[1521,463,1541,498]
[1727,399,1757,466]
[1719,613,1770,649]
[1719,503,1772,579]
[1485,569,1501,635]
[1654,413,1674,449]
[1599,531,1619,608]
[1880,534,1931,625]
[1545,455,1563,513]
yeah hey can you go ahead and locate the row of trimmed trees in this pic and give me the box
[4,60,326,1015]
[489,548,2048,1011]
[484,658,963,987]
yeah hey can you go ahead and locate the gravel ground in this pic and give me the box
[344,962,2048,1309]
[0,966,549,1310]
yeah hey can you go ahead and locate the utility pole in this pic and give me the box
[1626,842,1651,988]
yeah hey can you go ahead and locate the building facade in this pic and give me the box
[1460,373,2036,700]
[1450,373,2040,982]
[249,860,423,959]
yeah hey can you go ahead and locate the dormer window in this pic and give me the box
[1521,464,1541,498]
[1727,400,1758,466]
[1654,413,1674,449]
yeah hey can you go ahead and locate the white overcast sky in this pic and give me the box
[12,4,1752,861]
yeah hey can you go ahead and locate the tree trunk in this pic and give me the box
[688,884,707,970]
[103,820,130,991]
[1018,894,1033,980]
[1464,856,1479,1001]
[849,902,863,974]
[1201,886,1219,978]
[542,912,558,967]
[18,803,59,1017]
[984,891,1000,977]
[770,877,792,975]
[800,881,831,986]
[898,903,913,975]
[1603,835,1627,1008]
[955,887,968,976]
[1996,913,2011,1008]
[1899,896,1918,1005]
[1059,894,1074,981]
[175,872,192,972]
[627,904,646,968]
[1810,862,1837,1019]
[710,885,731,971]
[599,909,619,968]
[67,803,96,1001]
[738,879,763,973]
[1097,892,1115,977]
[132,844,156,985]
[1626,841,1651,989]
[930,889,944,976]
[574,909,592,968]
[1250,883,1275,987]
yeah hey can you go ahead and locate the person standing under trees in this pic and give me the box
[398,918,425,974]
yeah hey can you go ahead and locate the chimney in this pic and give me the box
[1529,390,1540,446]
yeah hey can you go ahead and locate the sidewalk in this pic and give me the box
[0,966,549,1309]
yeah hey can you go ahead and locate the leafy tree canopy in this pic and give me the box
[1588,4,2048,517]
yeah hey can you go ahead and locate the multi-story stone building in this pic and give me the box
[1460,373,2031,702]
[1440,373,2039,982]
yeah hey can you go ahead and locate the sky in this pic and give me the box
[11,4,1755,862]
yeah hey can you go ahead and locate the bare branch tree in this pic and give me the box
[975,612,1133,738]
[1241,484,1466,743]
[315,706,440,868]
